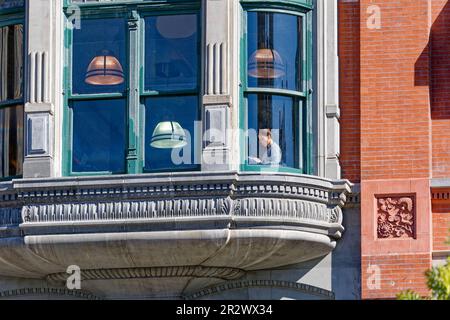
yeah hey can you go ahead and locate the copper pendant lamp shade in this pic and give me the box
[248,48,285,79]
[85,50,124,86]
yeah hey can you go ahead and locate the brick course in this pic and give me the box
[362,253,431,299]
[432,201,450,252]
[339,0,361,183]
[431,0,450,178]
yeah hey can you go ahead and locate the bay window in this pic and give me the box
[242,4,313,174]
[64,2,200,175]
[0,5,24,179]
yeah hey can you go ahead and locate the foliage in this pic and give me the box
[425,257,450,300]
[396,289,424,300]
[397,231,450,300]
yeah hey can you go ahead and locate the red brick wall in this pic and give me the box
[359,0,431,181]
[362,254,431,299]
[338,0,450,300]
[431,0,450,178]
[433,122,450,178]
[338,0,436,300]
[339,0,361,183]
[432,200,450,252]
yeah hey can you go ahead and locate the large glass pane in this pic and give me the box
[71,99,126,173]
[0,24,23,102]
[145,96,198,171]
[247,94,297,168]
[247,12,302,91]
[72,18,126,95]
[0,105,23,178]
[144,14,198,92]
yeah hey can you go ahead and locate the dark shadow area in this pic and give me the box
[337,0,361,183]
[415,0,450,119]
[332,205,362,300]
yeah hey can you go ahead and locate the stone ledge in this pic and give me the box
[0,171,351,298]
[47,266,245,284]
[184,279,335,300]
[0,173,351,240]
[0,287,100,300]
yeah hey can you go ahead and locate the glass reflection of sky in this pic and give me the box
[145,15,198,92]
[71,99,126,173]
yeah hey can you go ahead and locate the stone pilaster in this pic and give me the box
[317,0,341,179]
[23,0,62,178]
[201,0,234,171]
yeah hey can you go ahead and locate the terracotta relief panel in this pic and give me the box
[376,195,416,239]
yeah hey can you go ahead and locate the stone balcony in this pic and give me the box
[0,171,351,298]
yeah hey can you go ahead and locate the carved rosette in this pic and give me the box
[376,195,416,239]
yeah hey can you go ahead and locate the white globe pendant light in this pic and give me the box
[150,121,187,149]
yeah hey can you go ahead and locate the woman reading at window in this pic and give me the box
[249,128,282,166]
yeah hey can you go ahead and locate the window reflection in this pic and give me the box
[247,94,297,168]
[247,12,302,91]
[67,12,200,175]
[145,96,198,171]
[72,18,126,94]
[0,24,23,101]
[71,99,126,173]
[0,22,23,179]
[145,14,198,92]
[0,105,23,178]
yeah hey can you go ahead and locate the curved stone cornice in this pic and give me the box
[184,279,335,300]
[0,171,351,298]
[47,266,245,283]
[0,172,351,229]
[1,171,350,203]
[0,287,100,300]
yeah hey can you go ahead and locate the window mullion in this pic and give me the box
[126,10,140,174]
[0,99,24,109]
[68,93,126,101]
[305,9,313,175]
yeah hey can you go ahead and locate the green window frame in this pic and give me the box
[0,5,25,181]
[239,0,314,175]
[62,0,201,176]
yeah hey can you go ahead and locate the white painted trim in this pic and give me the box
[316,0,341,179]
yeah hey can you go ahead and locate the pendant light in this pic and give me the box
[85,50,124,86]
[150,121,187,149]
[248,48,285,79]
[248,12,285,79]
